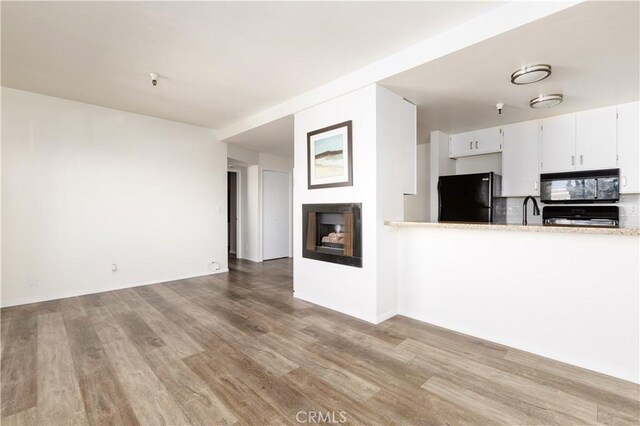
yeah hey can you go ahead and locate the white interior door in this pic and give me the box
[262,170,291,260]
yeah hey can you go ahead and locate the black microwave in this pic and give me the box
[540,169,620,204]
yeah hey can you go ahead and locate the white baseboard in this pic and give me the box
[398,309,639,384]
[375,310,397,324]
[293,291,378,324]
[1,268,229,308]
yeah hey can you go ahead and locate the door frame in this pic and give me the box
[261,168,293,260]
[227,168,242,258]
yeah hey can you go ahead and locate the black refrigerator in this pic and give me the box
[438,172,506,223]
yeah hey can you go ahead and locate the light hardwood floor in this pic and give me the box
[1,257,638,425]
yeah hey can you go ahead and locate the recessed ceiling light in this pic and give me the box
[529,94,563,109]
[511,64,552,85]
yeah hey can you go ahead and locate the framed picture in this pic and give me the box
[307,120,353,189]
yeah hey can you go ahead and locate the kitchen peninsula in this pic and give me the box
[386,220,640,236]
[385,220,639,383]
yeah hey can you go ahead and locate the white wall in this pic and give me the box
[244,165,262,262]
[396,226,640,383]
[376,86,414,321]
[455,152,502,175]
[2,88,228,307]
[404,143,430,221]
[260,152,294,171]
[228,143,259,165]
[429,131,455,221]
[293,84,414,323]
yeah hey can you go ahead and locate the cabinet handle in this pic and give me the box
[623,176,628,187]
[571,156,575,166]
[469,141,473,150]
[580,155,584,165]
[475,141,478,149]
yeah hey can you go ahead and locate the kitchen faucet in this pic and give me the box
[523,196,540,225]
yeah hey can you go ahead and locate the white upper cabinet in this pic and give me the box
[502,120,540,196]
[540,114,576,173]
[576,105,617,170]
[449,127,502,158]
[475,126,503,154]
[449,130,475,158]
[617,101,639,194]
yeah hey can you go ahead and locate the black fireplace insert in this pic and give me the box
[302,203,362,267]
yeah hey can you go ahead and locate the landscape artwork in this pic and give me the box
[314,134,344,179]
[307,120,353,189]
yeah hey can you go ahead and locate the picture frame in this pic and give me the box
[307,120,353,189]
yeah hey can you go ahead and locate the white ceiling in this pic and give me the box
[382,1,640,140]
[224,115,294,157]
[1,1,503,131]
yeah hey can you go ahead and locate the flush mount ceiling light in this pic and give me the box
[529,94,564,109]
[511,64,552,85]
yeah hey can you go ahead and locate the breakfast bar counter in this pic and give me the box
[385,221,640,236]
[387,219,640,383]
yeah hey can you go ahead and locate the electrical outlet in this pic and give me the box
[111,263,118,273]
[28,276,38,288]
[209,260,221,272]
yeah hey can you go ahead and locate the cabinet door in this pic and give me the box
[576,105,617,170]
[449,131,475,158]
[502,121,540,196]
[540,114,576,172]
[475,126,503,154]
[618,101,639,193]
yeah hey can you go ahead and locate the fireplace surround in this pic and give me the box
[302,203,362,267]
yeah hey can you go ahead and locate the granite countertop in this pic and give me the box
[384,221,640,236]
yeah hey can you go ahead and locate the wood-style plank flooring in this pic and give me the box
[2,257,638,425]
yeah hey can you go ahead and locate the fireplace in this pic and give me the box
[302,203,362,267]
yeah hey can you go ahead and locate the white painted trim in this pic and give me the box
[399,309,639,384]
[0,268,229,308]
[219,1,581,141]
[294,291,378,324]
[375,310,397,324]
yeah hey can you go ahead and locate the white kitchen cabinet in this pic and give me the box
[617,101,640,193]
[475,126,503,154]
[576,105,617,170]
[449,131,475,157]
[502,120,540,196]
[540,114,576,173]
[449,127,502,158]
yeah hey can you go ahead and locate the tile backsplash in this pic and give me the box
[507,197,543,225]
[618,194,640,228]
[506,194,639,228]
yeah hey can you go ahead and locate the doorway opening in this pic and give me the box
[227,170,239,258]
